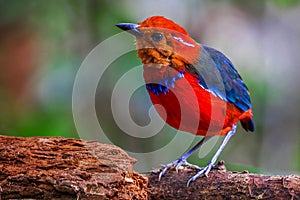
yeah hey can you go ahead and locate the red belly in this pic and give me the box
[147,72,251,136]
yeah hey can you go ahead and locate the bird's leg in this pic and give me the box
[158,136,211,181]
[187,124,237,186]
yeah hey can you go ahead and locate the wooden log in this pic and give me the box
[0,135,147,199]
[148,161,300,199]
[0,135,299,199]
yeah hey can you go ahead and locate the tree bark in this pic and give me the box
[148,161,300,199]
[0,135,299,199]
[0,135,147,199]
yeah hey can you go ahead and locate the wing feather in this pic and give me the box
[188,45,252,112]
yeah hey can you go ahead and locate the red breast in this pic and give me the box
[144,67,252,136]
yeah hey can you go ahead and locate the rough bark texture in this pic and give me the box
[148,161,300,199]
[0,135,147,199]
[0,135,299,200]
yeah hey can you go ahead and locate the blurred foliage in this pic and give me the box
[271,0,300,8]
[0,0,131,137]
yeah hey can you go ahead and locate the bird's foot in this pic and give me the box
[158,158,202,181]
[187,161,214,186]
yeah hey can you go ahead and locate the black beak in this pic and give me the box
[115,23,143,37]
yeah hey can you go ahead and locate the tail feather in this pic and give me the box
[241,118,255,132]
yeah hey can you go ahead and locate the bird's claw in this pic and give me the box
[158,159,203,181]
[159,160,215,186]
[187,162,214,186]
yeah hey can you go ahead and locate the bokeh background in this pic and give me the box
[1,0,299,174]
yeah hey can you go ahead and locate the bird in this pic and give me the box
[116,16,254,185]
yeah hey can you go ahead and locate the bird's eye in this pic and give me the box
[151,33,163,42]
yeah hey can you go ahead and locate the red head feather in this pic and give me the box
[138,16,189,36]
[136,16,200,66]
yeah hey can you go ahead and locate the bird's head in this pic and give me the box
[116,16,200,71]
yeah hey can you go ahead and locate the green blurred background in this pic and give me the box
[0,0,299,174]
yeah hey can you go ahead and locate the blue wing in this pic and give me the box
[189,45,254,131]
[191,45,252,112]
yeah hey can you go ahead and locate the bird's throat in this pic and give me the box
[138,48,172,66]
